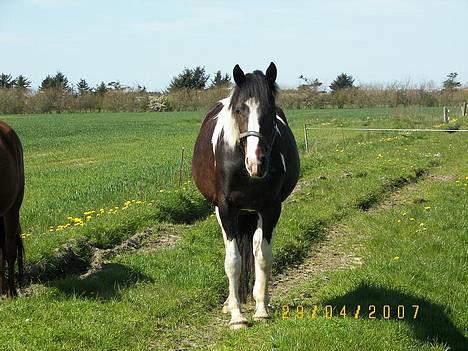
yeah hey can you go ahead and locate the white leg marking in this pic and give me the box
[216,206,247,328]
[252,214,273,320]
[225,237,248,328]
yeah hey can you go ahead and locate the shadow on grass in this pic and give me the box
[324,283,468,351]
[50,263,153,300]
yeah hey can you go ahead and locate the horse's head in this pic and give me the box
[229,62,278,179]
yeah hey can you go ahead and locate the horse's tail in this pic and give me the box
[238,212,258,304]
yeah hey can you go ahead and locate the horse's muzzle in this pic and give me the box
[245,156,268,179]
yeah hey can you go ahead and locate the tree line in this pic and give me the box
[0,68,466,114]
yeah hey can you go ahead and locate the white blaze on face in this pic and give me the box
[244,98,261,177]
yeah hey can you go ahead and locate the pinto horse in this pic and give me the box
[192,63,299,329]
[0,121,25,297]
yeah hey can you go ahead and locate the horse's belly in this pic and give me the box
[0,153,19,215]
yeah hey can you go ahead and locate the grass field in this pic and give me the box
[0,107,467,350]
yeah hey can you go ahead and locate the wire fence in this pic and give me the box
[303,105,468,153]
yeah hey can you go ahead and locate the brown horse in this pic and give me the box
[192,63,300,329]
[0,121,25,297]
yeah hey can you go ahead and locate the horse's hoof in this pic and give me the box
[253,307,269,321]
[6,289,17,299]
[229,320,248,330]
[253,315,269,322]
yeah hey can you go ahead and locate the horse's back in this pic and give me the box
[192,102,223,205]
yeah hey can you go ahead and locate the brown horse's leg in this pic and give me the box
[0,217,5,295]
[3,209,19,298]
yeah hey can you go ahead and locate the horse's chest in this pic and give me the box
[224,172,284,210]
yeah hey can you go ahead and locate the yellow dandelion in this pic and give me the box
[397,219,401,223]
[424,206,431,210]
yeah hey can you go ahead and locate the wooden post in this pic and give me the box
[304,124,309,153]
[462,101,467,117]
[178,147,185,186]
[443,106,449,123]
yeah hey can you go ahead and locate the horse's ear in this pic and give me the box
[266,62,277,83]
[233,64,245,86]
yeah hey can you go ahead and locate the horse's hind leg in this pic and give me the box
[3,209,19,297]
[0,217,5,295]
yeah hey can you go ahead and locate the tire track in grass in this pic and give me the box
[21,223,185,293]
[271,163,435,301]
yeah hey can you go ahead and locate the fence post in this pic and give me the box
[462,101,467,117]
[443,106,449,123]
[178,147,185,186]
[304,124,309,153]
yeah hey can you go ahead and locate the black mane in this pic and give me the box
[229,71,278,112]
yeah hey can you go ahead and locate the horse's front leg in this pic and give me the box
[3,209,19,297]
[0,249,5,295]
[253,205,280,320]
[0,217,5,295]
[215,205,248,329]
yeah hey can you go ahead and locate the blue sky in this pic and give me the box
[1,0,467,91]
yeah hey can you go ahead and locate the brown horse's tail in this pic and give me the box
[237,212,258,304]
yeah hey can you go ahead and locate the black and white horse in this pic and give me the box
[192,63,299,329]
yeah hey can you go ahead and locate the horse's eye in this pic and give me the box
[235,109,241,114]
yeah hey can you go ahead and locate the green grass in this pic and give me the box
[0,107,466,350]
